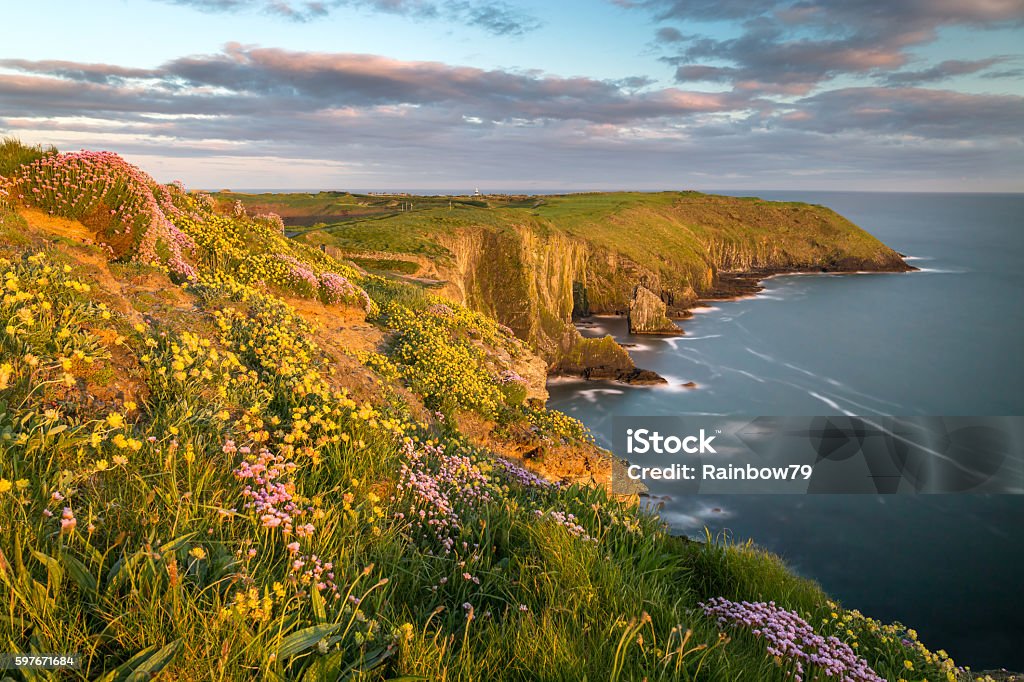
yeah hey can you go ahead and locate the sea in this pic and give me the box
[546,191,1024,671]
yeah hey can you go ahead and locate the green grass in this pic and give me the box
[0,148,968,681]
[292,190,901,281]
[0,137,57,178]
[347,257,420,275]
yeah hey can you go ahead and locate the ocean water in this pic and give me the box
[547,192,1024,670]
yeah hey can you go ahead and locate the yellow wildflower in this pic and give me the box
[0,363,12,390]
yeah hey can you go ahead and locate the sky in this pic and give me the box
[1,0,1022,191]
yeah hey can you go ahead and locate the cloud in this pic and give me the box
[618,0,1024,27]
[623,0,1024,93]
[775,87,1024,138]
[653,27,685,43]
[0,45,741,124]
[0,59,159,85]
[160,0,540,35]
[447,1,540,35]
[881,58,1017,85]
[1,43,1021,191]
[982,67,1024,79]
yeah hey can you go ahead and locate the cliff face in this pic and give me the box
[435,226,587,357]
[434,227,663,383]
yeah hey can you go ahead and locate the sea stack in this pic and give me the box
[628,285,682,335]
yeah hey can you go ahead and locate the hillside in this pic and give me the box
[254,190,912,381]
[0,141,970,681]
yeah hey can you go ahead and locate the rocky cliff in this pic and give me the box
[628,285,682,335]
[297,191,913,381]
[432,226,664,383]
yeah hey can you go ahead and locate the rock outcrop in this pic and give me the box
[628,285,682,335]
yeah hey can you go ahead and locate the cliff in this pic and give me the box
[628,285,682,335]
[295,191,912,380]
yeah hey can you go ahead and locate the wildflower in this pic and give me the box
[60,507,77,533]
[15,479,29,491]
[0,479,12,494]
[701,598,883,682]
[105,413,124,428]
[188,546,207,560]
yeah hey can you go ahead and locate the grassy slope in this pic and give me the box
[0,143,967,681]
[214,191,498,236]
[296,190,906,282]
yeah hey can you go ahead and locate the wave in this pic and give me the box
[575,388,625,403]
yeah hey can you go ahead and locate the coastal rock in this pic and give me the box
[628,285,682,335]
[549,333,667,385]
[620,368,668,385]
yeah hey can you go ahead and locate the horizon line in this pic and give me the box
[203,187,1024,196]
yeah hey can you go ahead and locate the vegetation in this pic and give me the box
[0,137,56,179]
[0,140,982,680]
[347,257,420,275]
